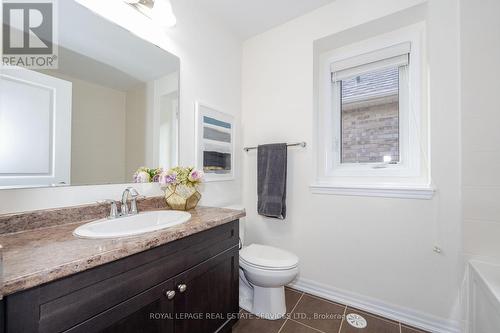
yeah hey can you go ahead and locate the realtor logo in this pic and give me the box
[1,0,58,68]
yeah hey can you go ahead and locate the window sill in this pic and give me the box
[310,183,435,199]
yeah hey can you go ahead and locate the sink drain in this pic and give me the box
[346,313,367,329]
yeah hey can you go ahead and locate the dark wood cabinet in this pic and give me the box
[101,291,175,333]
[71,278,176,333]
[0,300,4,333]
[174,246,238,333]
[4,221,239,333]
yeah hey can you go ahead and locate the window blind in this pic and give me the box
[331,42,411,81]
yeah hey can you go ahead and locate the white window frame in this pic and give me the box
[331,53,410,176]
[313,23,434,199]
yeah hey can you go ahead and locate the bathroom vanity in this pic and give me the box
[0,203,244,333]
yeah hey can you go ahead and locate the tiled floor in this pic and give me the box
[232,288,429,333]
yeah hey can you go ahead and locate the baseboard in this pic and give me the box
[289,278,460,333]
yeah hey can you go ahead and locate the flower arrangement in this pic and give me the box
[133,167,163,183]
[159,167,204,210]
[133,166,203,210]
[159,166,204,188]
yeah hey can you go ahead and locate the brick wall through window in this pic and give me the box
[340,67,400,164]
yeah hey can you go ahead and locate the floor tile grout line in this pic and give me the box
[337,305,347,333]
[285,286,302,294]
[277,318,288,333]
[290,289,347,333]
[290,287,403,328]
[350,308,401,326]
[288,318,327,333]
[289,292,305,314]
[288,288,432,332]
[278,292,304,333]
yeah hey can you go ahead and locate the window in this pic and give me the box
[330,42,410,172]
[340,67,400,164]
[313,25,433,199]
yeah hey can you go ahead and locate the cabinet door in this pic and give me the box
[174,246,239,333]
[65,279,176,333]
[0,300,4,333]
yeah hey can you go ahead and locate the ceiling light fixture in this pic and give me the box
[124,0,176,28]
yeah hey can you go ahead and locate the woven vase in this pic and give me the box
[164,184,201,211]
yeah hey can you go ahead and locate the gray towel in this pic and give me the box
[257,143,287,219]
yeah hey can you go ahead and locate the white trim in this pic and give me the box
[310,183,435,199]
[329,64,412,177]
[289,277,460,333]
[315,22,427,185]
[329,33,414,177]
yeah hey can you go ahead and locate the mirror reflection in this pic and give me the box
[0,1,180,189]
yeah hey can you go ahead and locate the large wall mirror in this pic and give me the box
[0,1,180,189]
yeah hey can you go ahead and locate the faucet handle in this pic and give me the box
[98,200,119,219]
[127,187,139,196]
[130,195,146,215]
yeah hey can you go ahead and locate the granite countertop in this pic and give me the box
[0,206,245,297]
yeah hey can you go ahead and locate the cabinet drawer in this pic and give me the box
[6,221,238,333]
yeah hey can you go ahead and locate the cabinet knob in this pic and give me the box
[178,284,187,293]
[165,290,176,300]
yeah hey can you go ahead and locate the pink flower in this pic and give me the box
[159,171,178,186]
[188,169,204,182]
[134,171,150,183]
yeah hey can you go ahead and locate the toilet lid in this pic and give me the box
[240,244,299,270]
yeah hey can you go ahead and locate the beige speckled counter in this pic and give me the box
[0,206,245,297]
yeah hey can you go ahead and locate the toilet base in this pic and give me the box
[239,269,253,313]
[252,285,286,320]
[239,269,287,320]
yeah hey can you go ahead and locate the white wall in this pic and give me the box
[153,71,179,170]
[0,0,242,213]
[66,75,127,185]
[461,0,500,262]
[125,83,147,181]
[158,92,178,170]
[242,0,462,330]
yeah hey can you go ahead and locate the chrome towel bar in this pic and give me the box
[243,142,307,152]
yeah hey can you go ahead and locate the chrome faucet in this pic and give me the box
[100,199,119,219]
[99,187,144,219]
[121,187,140,216]
[120,187,145,216]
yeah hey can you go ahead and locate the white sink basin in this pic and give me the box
[74,210,191,239]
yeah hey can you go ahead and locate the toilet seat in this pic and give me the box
[240,244,299,271]
[240,258,298,271]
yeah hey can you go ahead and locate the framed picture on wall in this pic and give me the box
[195,102,235,182]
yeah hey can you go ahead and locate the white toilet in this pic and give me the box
[239,244,299,319]
[226,206,299,320]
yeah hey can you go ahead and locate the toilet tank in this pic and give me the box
[224,205,245,245]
